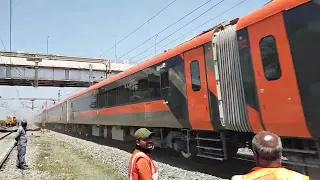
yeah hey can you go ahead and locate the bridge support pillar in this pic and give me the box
[27,57,42,88]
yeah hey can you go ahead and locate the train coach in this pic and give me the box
[36,0,320,172]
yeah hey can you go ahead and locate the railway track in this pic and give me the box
[0,132,12,140]
[0,132,16,170]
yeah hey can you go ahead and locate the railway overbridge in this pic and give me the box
[0,51,133,87]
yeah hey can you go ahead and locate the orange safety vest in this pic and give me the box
[128,149,159,180]
[231,167,309,180]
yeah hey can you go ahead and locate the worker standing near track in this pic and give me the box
[15,119,28,170]
[128,128,159,180]
[41,120,46,133]
[231,131,309,180]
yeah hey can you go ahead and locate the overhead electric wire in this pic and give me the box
[115,0,214,62]
[156,0,249,58]
[0,36,5,50]
[128,0,226,62]
[135,0,248,63]
[98,0,178,58]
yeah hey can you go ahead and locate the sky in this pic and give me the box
[0,0,269,121]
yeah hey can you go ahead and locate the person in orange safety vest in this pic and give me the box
[231,131,309,180]
[128,128,159,180]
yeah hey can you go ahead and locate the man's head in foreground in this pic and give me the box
[252,131,283,167]
[134,128,155,151]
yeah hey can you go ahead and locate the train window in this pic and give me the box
[190,60,201,91]
[259,35,282,81]
[129,76,149,103]
[118,86,130,105]
[160,71,169,89]
[107,88,118,107]
[158,62,169,90]
[101,93,106,107]
[148,72,161,99]
[89,95,97,109]
[98,92,106,108]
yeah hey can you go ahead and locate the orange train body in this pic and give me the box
[37,0,320,171]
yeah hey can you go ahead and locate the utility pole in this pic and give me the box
[47,36,49,54]
[58,89,61,101]
[89,64,93,86]
[9,0,12,57]
[104,60,111,79]
[31,100,34,111]
[155,34,158,56]
[114,35,117,60]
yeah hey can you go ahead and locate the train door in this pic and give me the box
[248,13,310,137]
[184,47,212,130]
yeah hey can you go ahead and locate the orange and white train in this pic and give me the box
[36,0,320,172]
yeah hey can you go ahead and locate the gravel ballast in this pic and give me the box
[0,130,250,180]
[50,131,227,180]
[35,133,124,180]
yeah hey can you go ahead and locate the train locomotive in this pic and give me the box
[3,116,17,127]
[36,0,320,173]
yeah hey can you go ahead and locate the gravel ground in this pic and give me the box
[0,130,251,180]
[0,131,51,180]
[49,131,229,180]
[0,131,125,180]
[35,133,124,180]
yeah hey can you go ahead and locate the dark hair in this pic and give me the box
[21,120,27,127]
[252,131,283,161]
